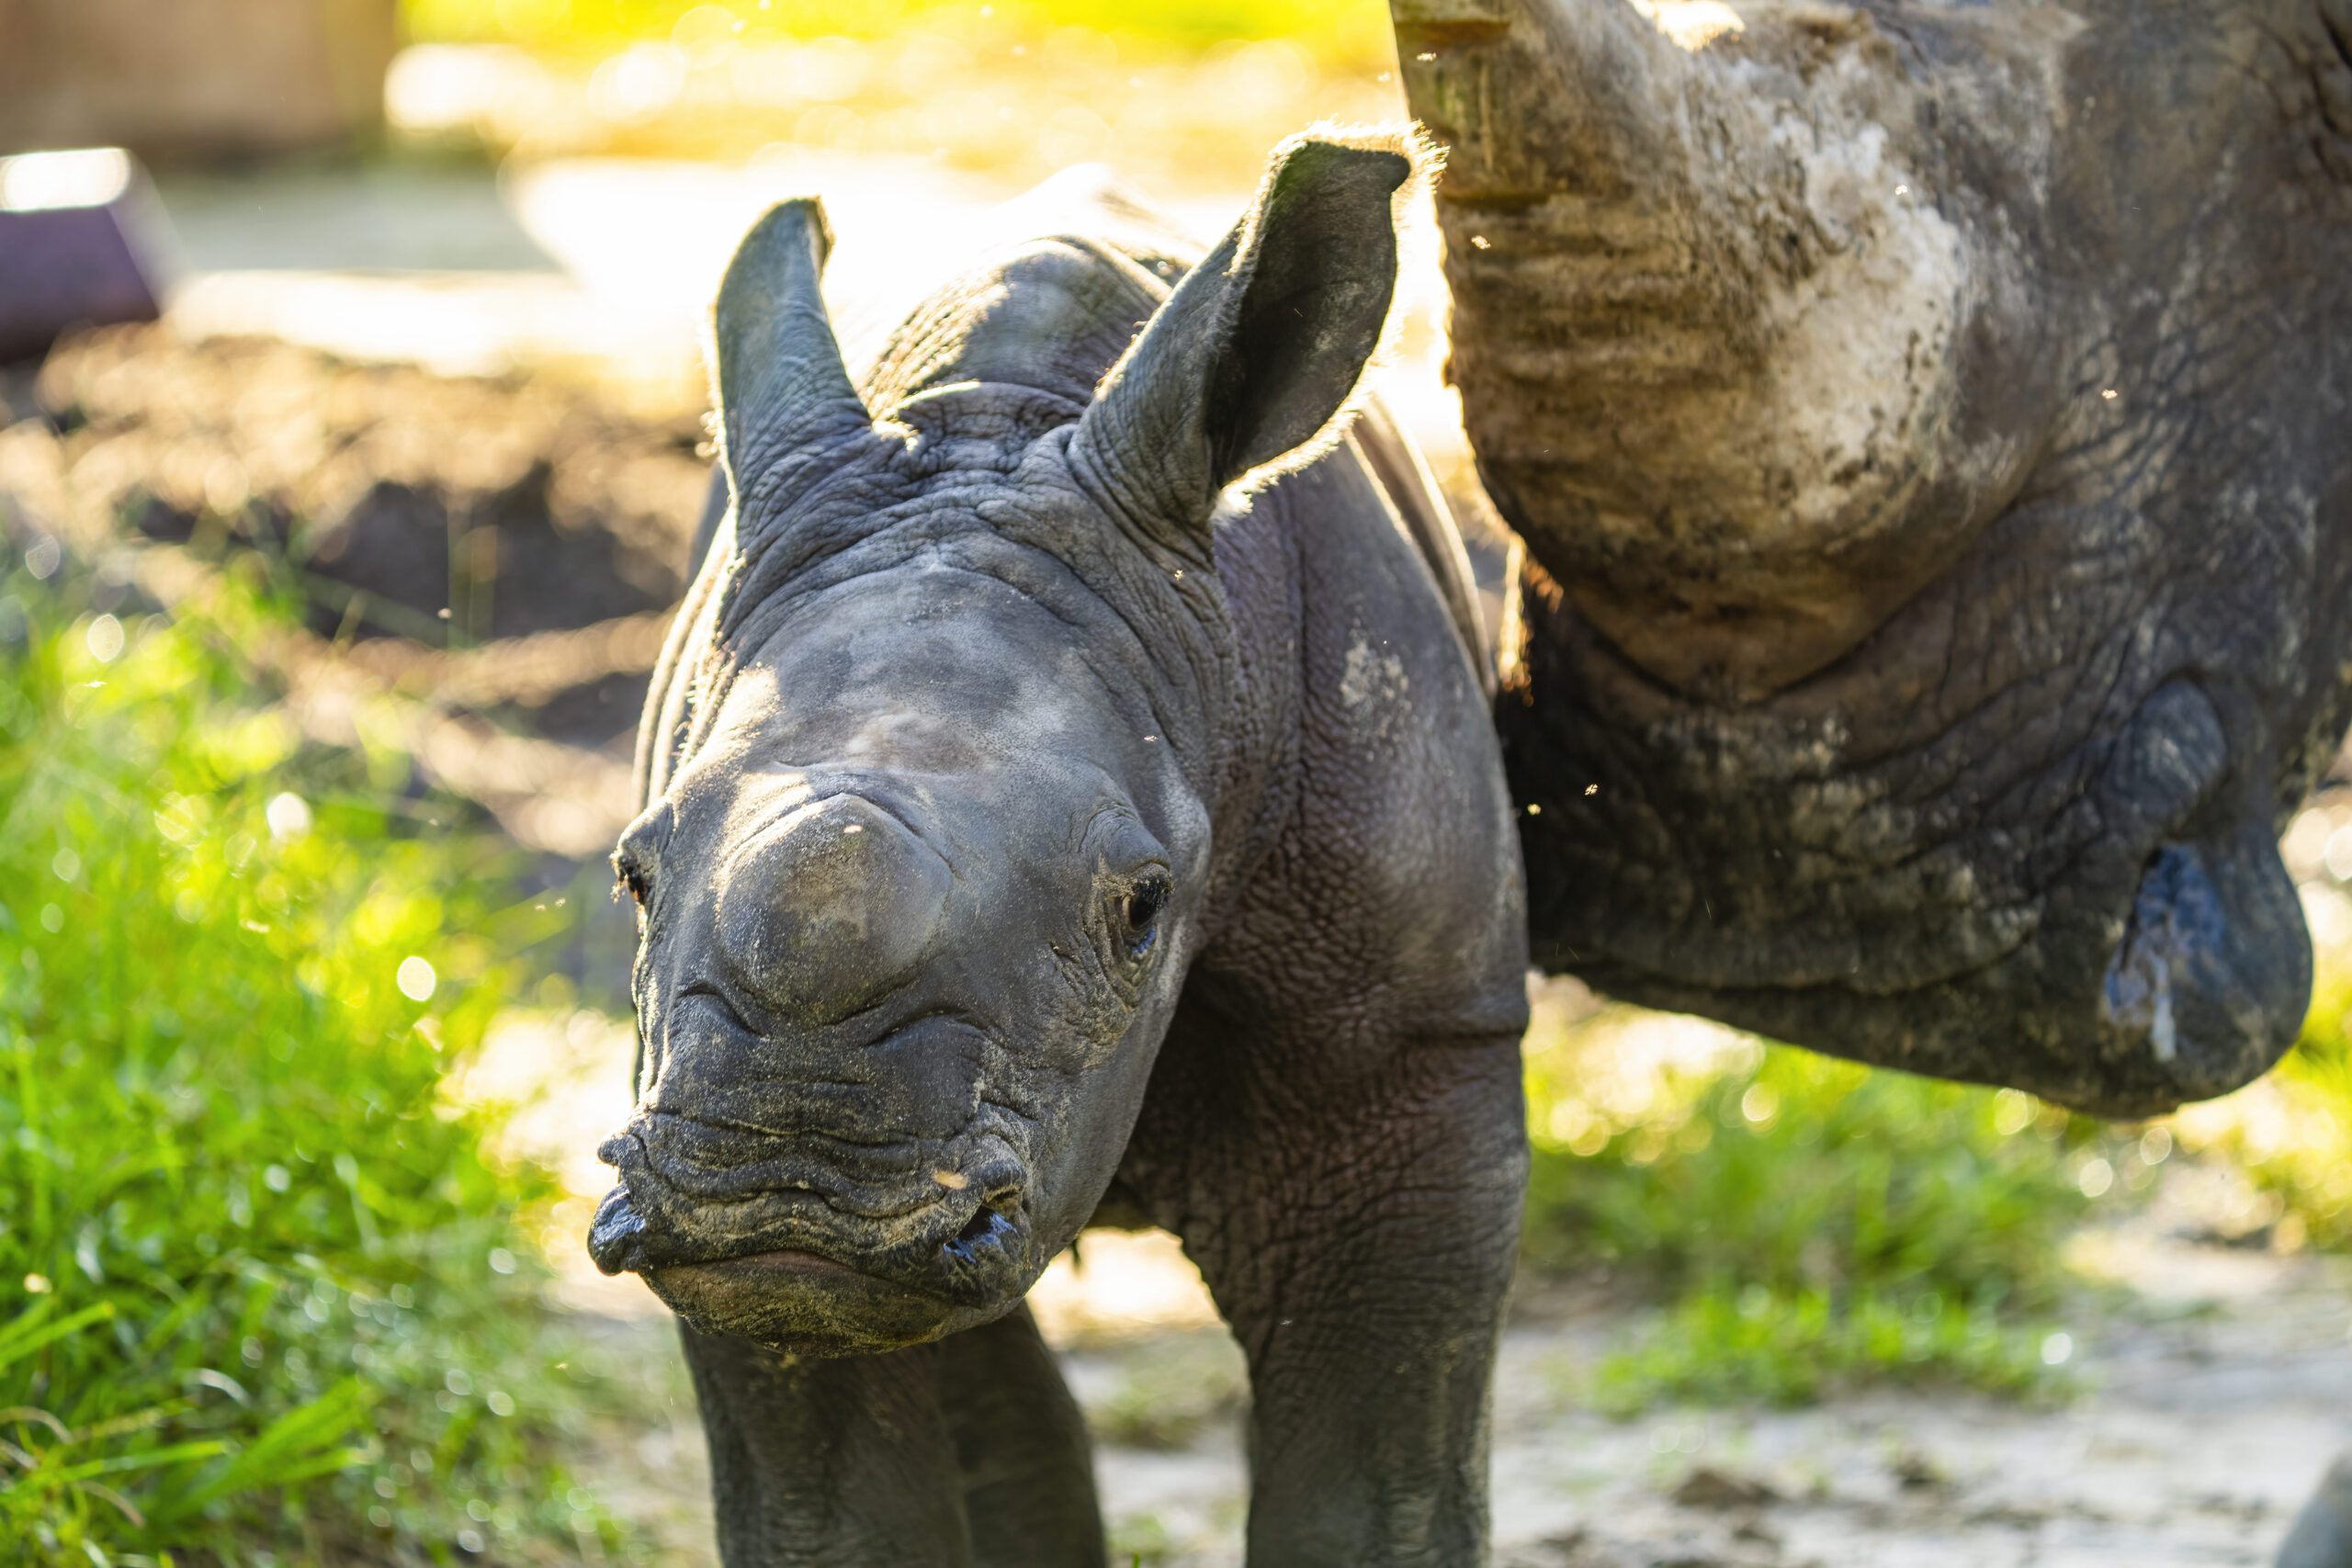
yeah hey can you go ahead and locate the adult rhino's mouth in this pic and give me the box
[586,1110,1036,1349]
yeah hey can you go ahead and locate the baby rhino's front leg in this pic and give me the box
[680,1303,1103,1567]
[1135,1005,1530,1567]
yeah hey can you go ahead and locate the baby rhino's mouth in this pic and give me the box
[589,1180,1035,1353]
[583,1112,1037,1350]
[584,1181,1024,1280]
[730,1247,860,1276]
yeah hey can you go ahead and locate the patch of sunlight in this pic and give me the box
[1523,973,1762,1154]
[1626,0,1747,51]
[446,1006,672,1318]
[443,1005,639,1193]
[1032,1228,1223,1344]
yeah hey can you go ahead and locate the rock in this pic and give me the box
[1890,1449,1951,1492]
[1671,1466,1781,1510]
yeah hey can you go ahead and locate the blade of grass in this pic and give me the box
[0,1303,114,1371]
[147,1380,368,1520]
[14,1439,230,1489]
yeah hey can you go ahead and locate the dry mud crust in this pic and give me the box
[31,324,708,730]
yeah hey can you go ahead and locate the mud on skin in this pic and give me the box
[1395,0,2352,1116]
[588,133,1530,1565]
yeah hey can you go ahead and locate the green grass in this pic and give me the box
[1521,1005,2125,1412]
[392,0,1401,194]
[1585,1283,2060,1413]
[0,555,637,1564]
[2198,947,2352,1252]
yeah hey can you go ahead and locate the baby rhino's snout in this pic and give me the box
[716,795,952,1026]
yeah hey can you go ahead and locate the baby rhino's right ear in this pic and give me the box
[1069,133,1414,551]
[709,198,872,522]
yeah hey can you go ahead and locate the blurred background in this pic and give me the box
[0,3,2346,1565]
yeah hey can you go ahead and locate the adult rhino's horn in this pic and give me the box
[1394,0,1704,203]
[1396,0,2052,700]
[708,198,872,522]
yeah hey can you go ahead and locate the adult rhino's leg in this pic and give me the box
[2279,1454,2352,1568]
[935,1303,1106,1568]
[1125,1001,1528,1567]
[677,1321,972,1566]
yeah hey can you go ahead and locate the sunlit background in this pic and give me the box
[2,1,2347,1563]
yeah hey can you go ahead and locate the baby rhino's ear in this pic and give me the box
[709,197,872,524]
[1070,133,1414,546]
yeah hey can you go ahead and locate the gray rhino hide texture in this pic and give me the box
[1397,0,2352,1117]
[592,135,1532,1565]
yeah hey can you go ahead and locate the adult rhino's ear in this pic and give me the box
[708,198,872,525]
[1069,132,1417,547]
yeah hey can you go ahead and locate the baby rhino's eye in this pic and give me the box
[1120,873,1171,954]
[611,799,674,915]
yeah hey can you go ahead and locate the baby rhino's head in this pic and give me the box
[586,134,1417,1354]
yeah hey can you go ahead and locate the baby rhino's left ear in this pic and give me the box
[1070,132,1416,543]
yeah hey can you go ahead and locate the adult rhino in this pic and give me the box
[588,136,1530,1565]
[1395,0,2352,1118]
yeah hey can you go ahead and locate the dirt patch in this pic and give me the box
[1073,1247,2351,1568]
[32,325,707,698]
[5,324,714,772]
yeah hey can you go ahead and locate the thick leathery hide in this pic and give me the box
[1410,0,2352,1111]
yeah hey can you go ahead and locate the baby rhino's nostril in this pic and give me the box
[715,795,952,1026]
[944,1205,1020,1269]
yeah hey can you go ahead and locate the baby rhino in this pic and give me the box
[586,133,1530,1565]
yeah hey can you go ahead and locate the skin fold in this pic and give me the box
[1396,0,2352,1116]
[590,136,1531,1565]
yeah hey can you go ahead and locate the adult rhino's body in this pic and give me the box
[1398,9,2352,1559]
[590,139,1529,1564]
[1396,0,2352,1118]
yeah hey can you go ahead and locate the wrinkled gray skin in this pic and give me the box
[587,137,1528,1565]
[1396,0,2352,1118]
